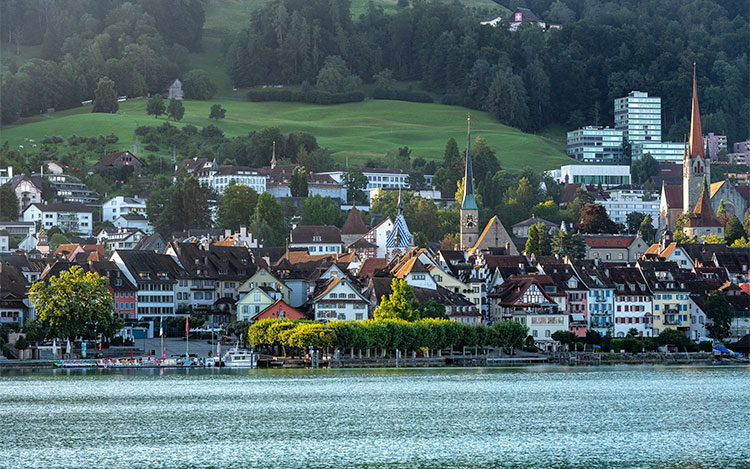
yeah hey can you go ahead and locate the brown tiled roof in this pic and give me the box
[392,257,429,279]
[583,235,636,248]
[559,183,584,204]
[341,208,368,235]
[662,184,683,209]
[290,225,342,244]
[358,257,388,282]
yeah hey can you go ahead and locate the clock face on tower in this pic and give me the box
[463,213,476,228]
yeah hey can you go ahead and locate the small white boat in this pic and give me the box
[222,349,258,368]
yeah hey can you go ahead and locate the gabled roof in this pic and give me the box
[685,189,721,228]
[512,215,557,229]
[341,208,368,235]
[710,180,726,198]
[26,203,91,213]
[358,257,388,282]
[559,183,584,204]
[290,225,342,244]
[392,257,430,279]
[311,277,366,303]
[583,235,637,248]
[662,184,683,209]
[92,151,146,169]
[253,299,306,321]
[514,7,541,22]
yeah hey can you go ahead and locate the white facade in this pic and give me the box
[567,126,625,164]
[0,233,8,252]
[114,215,152,233]
[688,298,707,341]
[199,171,266,195]
[514,313,569,349]
[598,189,659,228]
[633,142,685,162]
[614,91,662,144]
[289,241,342,254]
[549,165,631,188]
[103,197,147,222]
[97,228,146,250]
[312,279,370,322]
[614,295,653,338]
[23,204,93,236]
[320,170,434,200]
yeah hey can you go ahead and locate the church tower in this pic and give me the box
[460,115,479,250]
[683,64,709,213]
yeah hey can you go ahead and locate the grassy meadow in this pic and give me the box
[0,99,571,171]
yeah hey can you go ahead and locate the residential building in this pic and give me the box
[566,126,625,164]
[236,286,280,321]
[111,250,188,336]
[638,261,691,337]
[310,277,370,321]
[0,222,35,241]
[0,262,30,324]
[583,234,649,263]
[0,231,8,252]
[114,214,152,233]
[703,132,727,161]
[238,269,290,304]
[253,299,306,321]
[597,188,659,228]
[36,173,99,205]
[632,142,686,162]
[512,215,557,238]
[23,203,93,236]
[548,165,631,187]
[570,261,615,336]
[3,174,42,214]
[97,227,146,250]
[89,261,138,320]
[289,225,343,254]
[103,196,147,222]
[610,267,653,338]
[89,151,146,175]
[614,91,662,144]
[319,168,432,200]
[199,166,266,195]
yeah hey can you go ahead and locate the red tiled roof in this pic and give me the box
[662,184,683,209]
[583,236,636,248]
[341,208,368,235]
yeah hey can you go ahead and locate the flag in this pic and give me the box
[159,317,163,338]
[185,317,189,337]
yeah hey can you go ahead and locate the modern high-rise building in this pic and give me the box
[614,91,662,144]
[566,126,625,164]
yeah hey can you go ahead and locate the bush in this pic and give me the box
[575,342,584,351]
[697,341,713,352]
[183,69,217,100]
[41,136,64,144]
[610,338,626,352]
[372,88,433,103]
[144,144,159,152]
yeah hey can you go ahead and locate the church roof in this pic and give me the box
[662,184,683,209]
[687,65,705,159]
[685,189,721,228]
[709,180,726,198]
[461,116,478,211]
[341,208,368,235]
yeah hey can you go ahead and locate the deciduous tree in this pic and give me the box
[374,279,419,322]
[167,98,185,121]
[706,291,732,342]
[147,95,165,118]
[209,103,226,121]
[216,184,258,231]
[0,186,19,221]
[29,266,123,342]
[93,76,118,113]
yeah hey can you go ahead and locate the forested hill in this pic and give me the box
[1,0,748,145]
[226,0,749,142]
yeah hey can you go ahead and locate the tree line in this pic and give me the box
[0,0,206,123]
[225,0,748,142]
[247,317,529,358]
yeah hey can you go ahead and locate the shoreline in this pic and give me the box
[1,351,737,371]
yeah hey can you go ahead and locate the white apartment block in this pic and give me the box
[598,188,659,228]
[23,203,93,236]
[103,196,147,222]
[614,91,662,144]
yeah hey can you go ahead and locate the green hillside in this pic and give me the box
[0,99,570,172]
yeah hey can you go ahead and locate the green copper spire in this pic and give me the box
[461,114,478,211]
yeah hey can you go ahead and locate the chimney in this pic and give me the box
[224,229,231,238]
[240,225,247,239]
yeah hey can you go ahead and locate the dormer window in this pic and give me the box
[313,235,321,242]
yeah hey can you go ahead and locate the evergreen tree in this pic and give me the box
[705,291,732,342]
[290,166,308,197]
[0,186,19,221]
[724,215,745,245]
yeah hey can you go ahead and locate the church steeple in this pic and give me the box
[271,140,277,169]
[460,114,479,250]
[461,114,477,211]
[688,63,705,159]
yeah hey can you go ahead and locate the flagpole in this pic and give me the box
[160,315,164,360]
[211,314,215,358]
[185,316,189,361]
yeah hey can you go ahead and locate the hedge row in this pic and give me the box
[247,318,529,354]
[246,89,365,104]
[371,88,433,103]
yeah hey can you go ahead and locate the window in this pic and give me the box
[355,313,364,320]
[532,330,538,337]
[348,294,355,299]
[253,293,261,302]
[330,293,337,299]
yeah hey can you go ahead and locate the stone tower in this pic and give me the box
[683,64,709,213]
[460,115,479,250]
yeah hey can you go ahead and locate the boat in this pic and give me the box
[221,349,258,368]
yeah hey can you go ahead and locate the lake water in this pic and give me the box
[1,365,748,468]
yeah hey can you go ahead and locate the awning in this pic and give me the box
[570,313,586,322]
[714,345,732,354]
